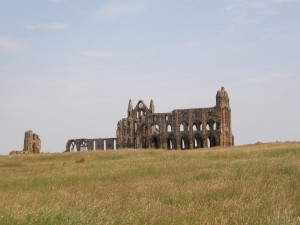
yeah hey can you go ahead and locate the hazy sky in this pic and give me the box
[0,0,299,154]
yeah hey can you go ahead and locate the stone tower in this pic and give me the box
[149,99,155,114]
[216,87,234,146]
[23,130,41,154]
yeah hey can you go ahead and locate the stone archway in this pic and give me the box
[151,136,159,149]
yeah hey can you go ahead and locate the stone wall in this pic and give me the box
[65,87,234,151]
[65,138,118,152]
[117,87,234,149]
[10,130,41,155]
[23,130,41,153]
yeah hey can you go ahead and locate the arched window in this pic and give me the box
[151,124,159,135]
[193,124,197,131]
[151,137,159,149]
[194,138,198,148]
[167,124,172,132]
[70,141,77,152]
[80,141,88,151]
[167,138,173,149]
[213,123,217,130]
[180,124,184,132]
[207,135,217,148]
[181,139,185,149]
[180,137,189,150]
[206,124,210,131]
[134,122,138,133]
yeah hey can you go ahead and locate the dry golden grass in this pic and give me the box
[0,142,299,225]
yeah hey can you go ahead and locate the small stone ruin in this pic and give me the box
[9,130,41,155]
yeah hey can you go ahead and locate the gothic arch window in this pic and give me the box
[80,141,88,151]
[153,115,157,122]
[134,122,138,133]
[193,124,197,131]
[181,139,185,149]
[207,135,217,148]
[167,138,173,149]
[194,135,203,149]
[194,138,198,148]
[180,121,188,132]
[151,137,159,149]
[180,136,189,150]
[180,124,184,132]
[141,137,148,149]
[167,124,172,132]
[151,124,159,135]
[206,124,210,131]
[207,119,216,131]
[70,141,77,152]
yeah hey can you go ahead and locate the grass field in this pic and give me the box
[0,142,299,225]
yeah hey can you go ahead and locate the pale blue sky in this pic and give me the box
[0,0,299,154]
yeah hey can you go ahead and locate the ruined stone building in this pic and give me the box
[23,130,41,153]
[10,130,41,155]
[65,87,233,151]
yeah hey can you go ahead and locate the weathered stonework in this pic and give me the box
[23,130,41,153]
[9,130,41,155]
[66,87,234,151]
[65,138,117,152]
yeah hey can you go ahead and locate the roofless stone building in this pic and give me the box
[65,87,234,151]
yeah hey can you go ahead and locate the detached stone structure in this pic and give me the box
[23,130,41,153]
[66,87,234,151]
[10,130,41,155]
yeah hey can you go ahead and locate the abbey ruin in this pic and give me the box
[65,87,234,151]
[10,130,41,155]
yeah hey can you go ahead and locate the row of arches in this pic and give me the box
[67,139,117,152]
[132,121,218,136]
[134,134,218,150]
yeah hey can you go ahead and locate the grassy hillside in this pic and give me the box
[0,142,299,225]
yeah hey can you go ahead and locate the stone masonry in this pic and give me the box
[66,87,234,151]
[23,130,41,153]
[10,130,41,155]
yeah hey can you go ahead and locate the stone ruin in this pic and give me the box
[65,87,234,151]
[10,130,41,155]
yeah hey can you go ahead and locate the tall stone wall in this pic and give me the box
[23,130,41,153]
[116,87,234,149]
[10,130,41,155]
[65,87,234,151]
